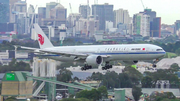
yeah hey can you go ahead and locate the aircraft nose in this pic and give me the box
[163,50,166,55]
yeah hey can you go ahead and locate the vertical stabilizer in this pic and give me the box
[34,23,54,49]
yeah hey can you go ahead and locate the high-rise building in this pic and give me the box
[92,3,114,30]
[114,9,123,27]
[15,13,27,34]
[174,20,180,35]
[46,2,58,18]
[123,10,130,24]
[13,1,27,34]
[14,1,27,13]
[38,7,46,25]
[143,9,157,37]
[0,0,10,23]
[42,4,67,26]
[68,13,81,28]
[144,9,156,22]
[75,18,99,37]
[9,0,20,23]
[133,13,150,37]
[79,5,90,19]
[50,4,67,20]
[151,17,161,38]
[114,9,130,28]
[105,21,113,31]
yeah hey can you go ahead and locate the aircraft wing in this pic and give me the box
[40,49,111,58]
[20,47,111,59]
[40,50,88,57]
[20,46,39,51]
[20,46,45,53]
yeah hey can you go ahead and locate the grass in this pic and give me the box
[164,52,177,58]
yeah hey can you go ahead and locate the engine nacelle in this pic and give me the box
[86,55,103,66]
[123,60,138,65]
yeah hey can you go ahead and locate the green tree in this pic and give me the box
[61,98,92,101]
[141,76,153,88]
[144,69,180,88]
[146,92,176,101]
[0,59,32,73]
[90,72,103,80]
[124,66,143,85]
[97,86,108,99]
[132,86,142,101]
[76,89,101,100]
[170,63,179,73]
[57,69,73,82]
[118,73,132,88]
[73,76,80,81]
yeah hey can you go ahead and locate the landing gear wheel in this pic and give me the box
[101,61,113,70]
[81,67,86,71]
[102,67,106,70]
[153,64,157,68]
[81,64,92,71]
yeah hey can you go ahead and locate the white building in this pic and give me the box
[14,1,27,13]
[75,18,99,37]
[46,2,58,18]
[105,21,114,32]
[123,10,130,24]
[114,9,131,28]
[68,13,81,28]
[133,13,150,37]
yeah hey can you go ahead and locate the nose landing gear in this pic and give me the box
[152,59,159,68]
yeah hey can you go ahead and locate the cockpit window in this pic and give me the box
[157,49,163,51]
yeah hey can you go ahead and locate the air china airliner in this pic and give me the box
[21,24,166,70]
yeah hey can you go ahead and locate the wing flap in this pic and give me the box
[40,50,88,57]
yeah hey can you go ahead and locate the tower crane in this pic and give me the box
[140,0,145,9]
[69,3,76,37]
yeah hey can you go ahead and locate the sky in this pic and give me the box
[27,0,180,25]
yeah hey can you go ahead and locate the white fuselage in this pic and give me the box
[37,44,166,62]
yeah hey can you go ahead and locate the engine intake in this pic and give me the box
[86,55,103,66]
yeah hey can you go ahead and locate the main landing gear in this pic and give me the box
[152,59,159,68]
[102,62,112,70]
[81,64,92,71]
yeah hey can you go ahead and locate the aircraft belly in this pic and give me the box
[46,56,75,62]
[107,54,164,61]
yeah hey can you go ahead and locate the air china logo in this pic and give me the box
[38,34,44,45]
[142,48,146,50]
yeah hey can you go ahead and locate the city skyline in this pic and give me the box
[27,0,180,25]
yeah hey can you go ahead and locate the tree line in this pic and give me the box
[0,59,32,73]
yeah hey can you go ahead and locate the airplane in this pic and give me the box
[21,24,166,70]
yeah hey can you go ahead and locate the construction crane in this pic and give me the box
[28,5,37,34]
[86,0,90,37]
[69,3,76,37]
[94,0,98,35]
[140,0,145,9]
[0,55,4,65]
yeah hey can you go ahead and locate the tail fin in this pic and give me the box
[33,23,54,49]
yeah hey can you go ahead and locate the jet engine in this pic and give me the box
[123,60,138,64]
[86,55,103,66]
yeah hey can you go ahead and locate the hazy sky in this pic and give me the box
[27,0,180,25]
